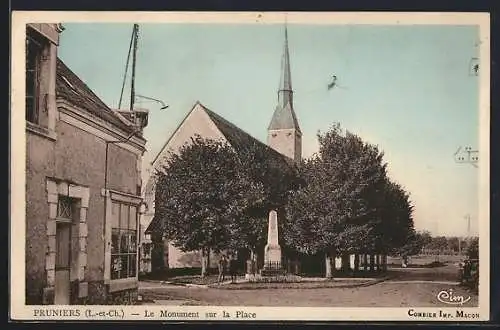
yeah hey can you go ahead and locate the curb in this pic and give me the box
[385,280,460,285]
[207,277,389,290]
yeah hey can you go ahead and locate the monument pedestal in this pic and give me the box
[260,210,285,277]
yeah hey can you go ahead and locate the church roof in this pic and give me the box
[202,106,294,165]
[268,102,301,133]
[56,58,138,134]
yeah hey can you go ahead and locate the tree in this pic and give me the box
[284,124,401,277]
[228,140,302,260]
[428,236,449,254]
[446,236,460,254]
[467,236,479,259]
[419,230,433,249]
[395,229,425,258]
[372,179,415,258]
[154,136,265,277]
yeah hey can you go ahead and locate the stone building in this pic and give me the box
[25,23,149,304]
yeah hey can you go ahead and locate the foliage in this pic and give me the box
[154,135,266,257]
[154,135,302,269]
[283,123,414,260]
[467,236,479,259]
[227,140,302,252]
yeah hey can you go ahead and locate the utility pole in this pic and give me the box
[465,214,471,238]
[130,23,139,112]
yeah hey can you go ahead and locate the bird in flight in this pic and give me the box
[327,75,338,90]
[327,74,348,91]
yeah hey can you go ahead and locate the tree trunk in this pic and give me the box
[363,254,368,271]
[325,252,333,278]
[341,254,350,272]
[248,248,256,275]
[201,248,209,278]
[381,254,387,272]
[369,254,375,272]
[354,254,360,272]
[376,254,381,272]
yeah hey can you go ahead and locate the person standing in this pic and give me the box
[229,256,238,283]
[217,254,227,284]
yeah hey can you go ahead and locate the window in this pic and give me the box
[110,202,138,280]
[57,196,73,221]
[26,28,46,124]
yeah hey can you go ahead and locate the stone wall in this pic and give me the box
[27,118,142,304]
[267,127,301,162]
[26,133,56,304]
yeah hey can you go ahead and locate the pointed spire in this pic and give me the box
[268,20,301,133]
[278,20,293,108]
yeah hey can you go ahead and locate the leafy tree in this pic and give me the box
[284,124,396,277]
[419,230,433,249]
[228,140,302,259]
[371,179,415,257]
[395,229,425,258]
[428,236,449,253]
[467,236,479,259]
[154,136,265,277]
[446,236,460,254]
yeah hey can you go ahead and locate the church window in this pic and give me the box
[110,202,138,280]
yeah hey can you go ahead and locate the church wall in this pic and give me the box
[145,104,228,271]
[167,243,223,269]
[152,105,226,170]
[268,128,301,161]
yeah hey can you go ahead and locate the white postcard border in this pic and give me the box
[10,11,491,322]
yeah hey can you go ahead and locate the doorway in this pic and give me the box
[54,221,71,304]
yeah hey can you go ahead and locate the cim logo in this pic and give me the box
[437,289,471,305]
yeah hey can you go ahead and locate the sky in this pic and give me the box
[57,22,481,237]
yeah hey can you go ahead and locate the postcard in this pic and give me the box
[10,11,490,322]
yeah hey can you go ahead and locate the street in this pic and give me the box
[138,264,478,307]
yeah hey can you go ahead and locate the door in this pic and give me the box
[54,222,71,304]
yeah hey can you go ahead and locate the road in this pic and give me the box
[139,264,478,307]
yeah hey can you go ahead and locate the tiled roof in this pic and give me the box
[268,102,301,133]
[56,58,136,133]
[202,105,294,167]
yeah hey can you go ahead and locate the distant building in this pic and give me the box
[25,23,148,304]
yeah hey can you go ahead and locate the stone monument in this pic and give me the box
[261,210,283,276]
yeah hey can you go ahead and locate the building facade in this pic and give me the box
[25,23,148,304]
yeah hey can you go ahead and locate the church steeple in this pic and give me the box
[267,22,302,162]
[278,24,293,109]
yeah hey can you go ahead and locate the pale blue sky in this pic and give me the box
[58,23,480,236]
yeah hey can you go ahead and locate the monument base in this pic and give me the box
[260,267,286,277]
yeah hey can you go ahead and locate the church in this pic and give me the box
[140,26,303,274]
